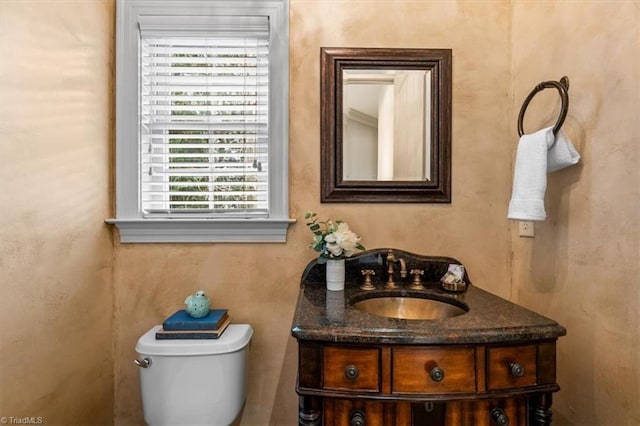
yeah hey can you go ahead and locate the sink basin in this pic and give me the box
[351,296,467,320]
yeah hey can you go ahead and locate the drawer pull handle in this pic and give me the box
[490,408,509,425]
[509,362,525,377]
[344,365,359,380]
[350,410,365,426]
[429,366,445,382]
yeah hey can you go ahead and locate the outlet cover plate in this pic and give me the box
[518,221,535,238]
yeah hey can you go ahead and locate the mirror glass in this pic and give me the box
[321,47,452,203]
[342,69,431,181]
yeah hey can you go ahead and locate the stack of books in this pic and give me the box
[155,309,230,340]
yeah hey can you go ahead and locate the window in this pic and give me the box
[108,0,292,243]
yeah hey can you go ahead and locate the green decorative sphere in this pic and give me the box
[184,290,211,318]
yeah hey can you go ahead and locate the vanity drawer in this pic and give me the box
[392,347,476,394]
[323,346,380,392]
[487,345,537,390]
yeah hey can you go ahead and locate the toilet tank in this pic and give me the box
[136,324,253,426]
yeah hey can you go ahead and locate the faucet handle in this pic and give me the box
[360,269,376,290]
[408,269,425,290]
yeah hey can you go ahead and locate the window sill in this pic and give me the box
[105,218,296,243]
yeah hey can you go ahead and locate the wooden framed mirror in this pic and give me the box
[320,47,452,203]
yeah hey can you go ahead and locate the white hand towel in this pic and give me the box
[507,126,580,221]
[547,130,581,173]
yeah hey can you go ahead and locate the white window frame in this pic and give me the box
[107,0,293,243]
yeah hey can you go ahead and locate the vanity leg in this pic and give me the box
[299,395,321,426]
[530,393,553,425]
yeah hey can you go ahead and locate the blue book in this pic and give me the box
[162,309,229,331]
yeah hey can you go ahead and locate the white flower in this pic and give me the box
[324,222,361,258]
[305,211,365,261]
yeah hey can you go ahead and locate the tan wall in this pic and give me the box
[113,1,513,424]
[510,3,640,425]
[1,1,637,425]
[0,1,115,425]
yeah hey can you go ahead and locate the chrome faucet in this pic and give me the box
[385,250,407,289]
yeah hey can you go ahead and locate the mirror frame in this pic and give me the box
[320,47,452,203]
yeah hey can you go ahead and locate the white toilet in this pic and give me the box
[135,324,253,426]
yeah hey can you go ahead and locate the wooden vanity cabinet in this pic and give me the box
[297,341,559,426]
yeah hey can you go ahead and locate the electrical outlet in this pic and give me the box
[518,221,535,238]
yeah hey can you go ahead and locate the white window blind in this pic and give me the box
[139,16,270,217]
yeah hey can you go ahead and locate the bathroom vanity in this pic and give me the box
[291,249,566,426]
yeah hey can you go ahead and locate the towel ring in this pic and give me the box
[517,76,569,137]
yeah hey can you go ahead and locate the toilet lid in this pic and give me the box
[136,324,253,356]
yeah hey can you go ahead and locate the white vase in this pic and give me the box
[325,258,346,291]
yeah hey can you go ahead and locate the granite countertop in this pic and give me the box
[291,249,567,345]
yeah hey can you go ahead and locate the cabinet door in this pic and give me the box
[393,347,476,394]
[323,346,380,392]
[487,345,537,390]
[323,399,412,426]
[445,398,528,426]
